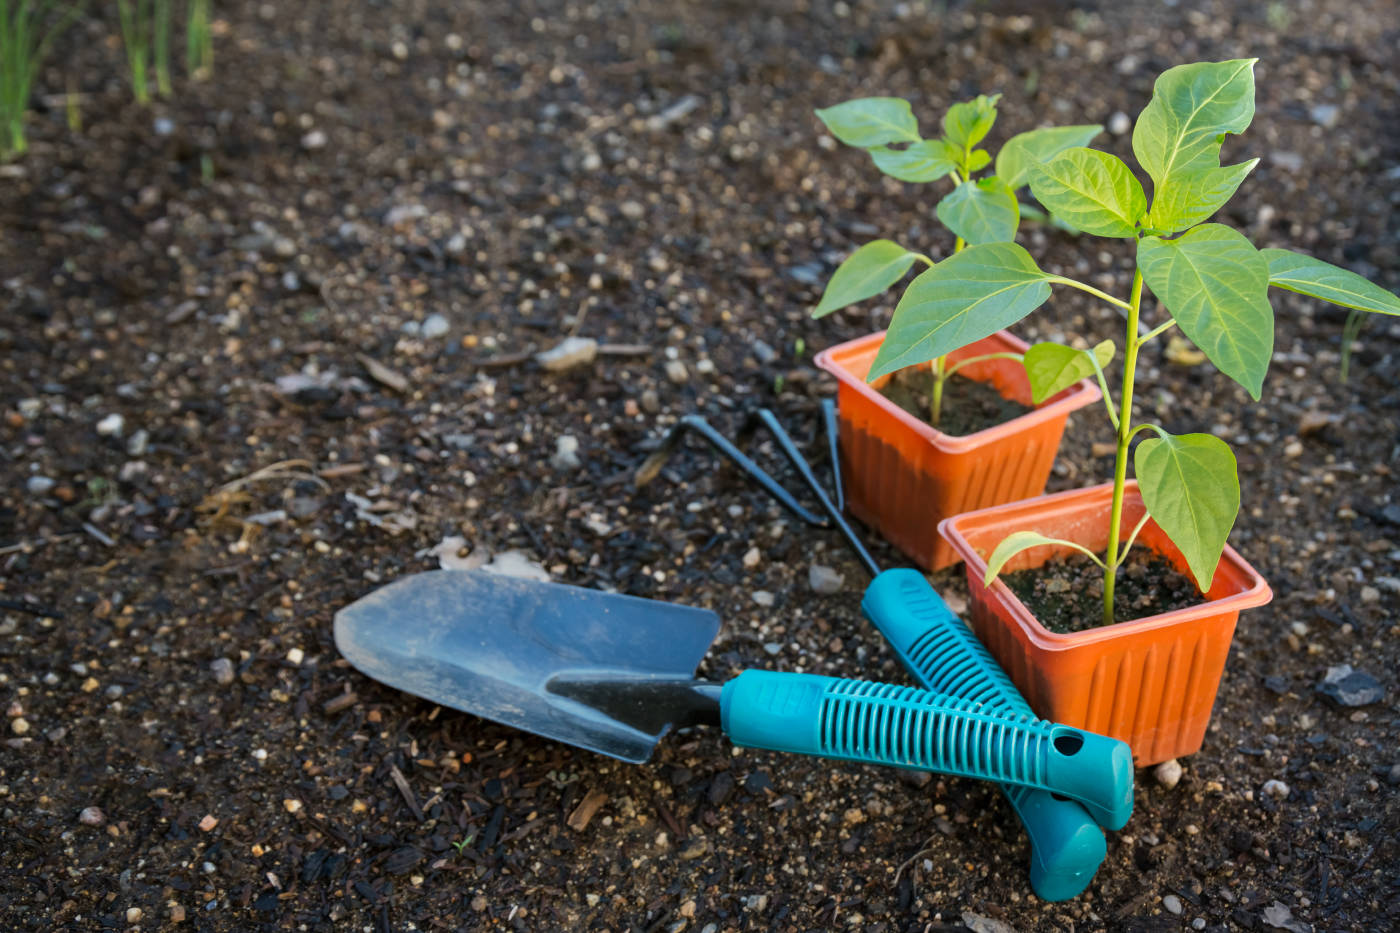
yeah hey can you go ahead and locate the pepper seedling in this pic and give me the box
[810,93,1102,426]
[862,60,1400,626]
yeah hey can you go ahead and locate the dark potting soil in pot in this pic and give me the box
[879,367,1033,436]
[1003,549,1204,634]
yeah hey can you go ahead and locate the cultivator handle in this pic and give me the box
[720,670,1133,831]
[862,568,1110,899]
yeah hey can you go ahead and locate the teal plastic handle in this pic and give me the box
[720,670,1134,831]
[863,568,1108,900]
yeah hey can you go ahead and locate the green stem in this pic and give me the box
[1045,275,1133,311]
[1102,267,1145,627]
[6,119,24,158]
[155,0,172,97]
[1140,317,1177,344]
[944,351,1023,380]
[930,355,946,427]
[929,234,969,426]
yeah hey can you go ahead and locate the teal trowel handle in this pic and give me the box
[720,670,1133,831]
[863,568,1109,900]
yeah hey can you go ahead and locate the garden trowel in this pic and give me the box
[335,568,1133,831]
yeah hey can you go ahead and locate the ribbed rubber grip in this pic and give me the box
[721,670,1133,830]
[863,569,1110,899]
[863,569,1024,712]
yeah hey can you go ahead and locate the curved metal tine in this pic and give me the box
[754,409,882,580]
[634,415,827,527]
[820,399,845,514]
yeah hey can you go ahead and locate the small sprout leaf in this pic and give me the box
[942,93,1001,149]
[1261,248,1400,316]
[869,138,960,182]
[966,148,992,173]
[1134,431,1239,591]
[1028,148,1146,238]
[812,240,920,318]
[983,531,1104,586]
[996,124,1103,189]
[1137,224,1274,399]
[869,242,1052,380]
[815,98,920,148]
[1023,339,1115,404]
[935,177,1020,246]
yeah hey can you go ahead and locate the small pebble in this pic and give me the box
[808,564,845,595]
[301,129,327,150]
[420,313,449,339]
[198,814,218,832]
[96,413,124,437]
[79,806,105,826]
[26,476,55,495]
[283,798,303,814]
[1261,779,1290,799]
[126,907,143,924]
[664,360,689,384]
[1284,440,1303,458]
[1310,103,1340,128]
[286,647,305,665]
[752,591,775,608]
[1387,763,1400,786]
[10,718,29,735]
[742,547,760,569]
[210,658,235,686]
[1359,586,1380,605]
[535,337,598,372]
[1193,919,1206,930]
[1153,758,1183,790]
[1107,111,1131,135]
[550,435,581,471]
[1162,894,1183,915]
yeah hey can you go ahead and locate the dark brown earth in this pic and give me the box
[2,1,1399,931]
[1004,551,1203,634]
[879,368,1034,437]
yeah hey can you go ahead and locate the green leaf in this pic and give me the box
[815,98,920,148]
[1028,148,1146,238]
[983,531,1104,586]
[869,242,1051,380]
[1134,431,1239,591]
[1131,59,1258,234]
[812,240,920,318]
[1261,248,1400,316]
[996,124,1104,189]
[1137,224,1274,399]
[966,149,991,173]
[936,177,1020,246]
[1023,339,1115,404]
[942,93,1001,149]
[869,139,960,183]
[1145,158,1258,233]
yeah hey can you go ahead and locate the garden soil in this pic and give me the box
[1,0,1397,930]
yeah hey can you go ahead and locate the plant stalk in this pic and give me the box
[928,235,970,427]
[1102,267,1145,627]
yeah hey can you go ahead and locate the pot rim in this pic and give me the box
[938,480,1274,650]
[813,329,1101,454]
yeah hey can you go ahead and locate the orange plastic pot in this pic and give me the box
[814,330,1099,571]
[939,481,1273,766]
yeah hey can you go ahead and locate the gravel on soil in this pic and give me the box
[1,0,1398,930]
